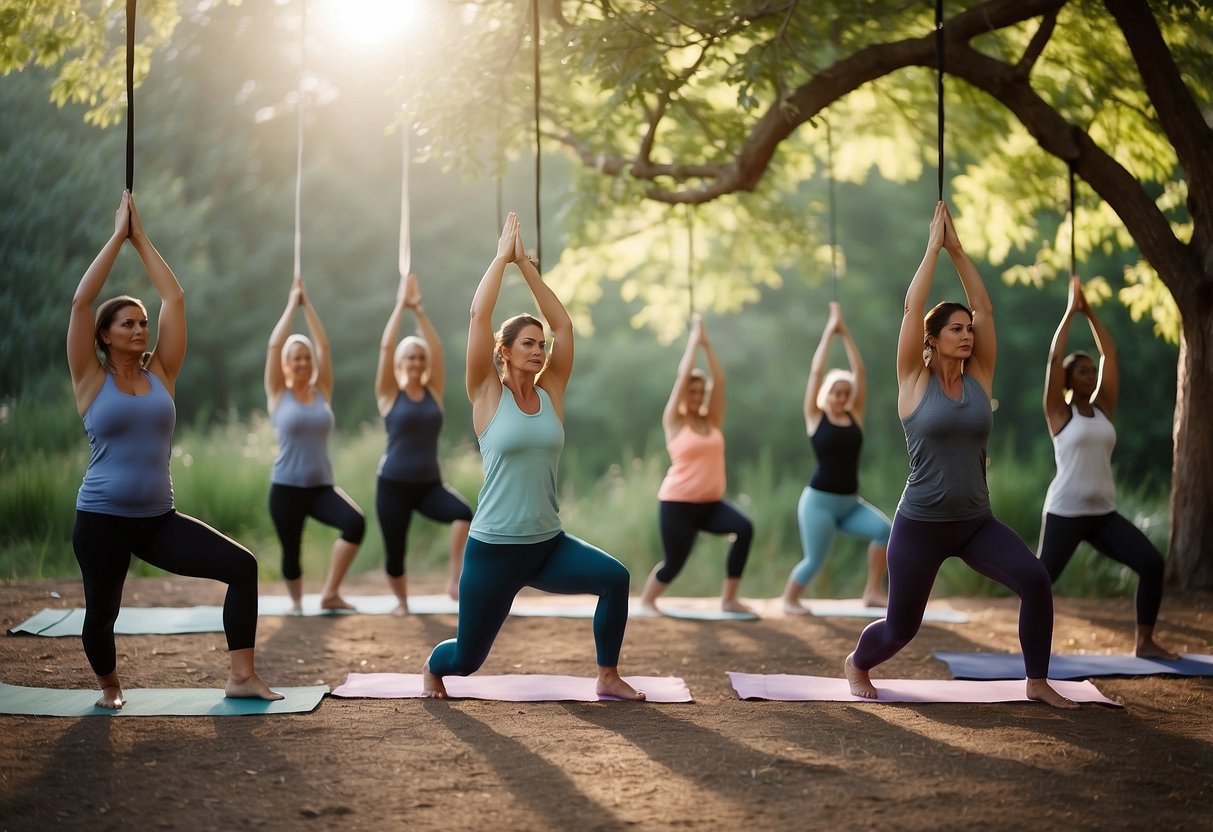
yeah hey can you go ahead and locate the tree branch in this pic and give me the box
[1014,10,1057,78]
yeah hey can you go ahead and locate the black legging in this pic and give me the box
[656,500,753,583]
[1038,511,1165,625]
[268,484,365,580]
[72,509,259,676]
[375,477,472,577]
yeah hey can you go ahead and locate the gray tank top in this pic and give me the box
[898,374,991,521]
[270,389,334,487]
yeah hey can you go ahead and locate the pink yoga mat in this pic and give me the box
[331,672,692,703]
[727,672,1121,707]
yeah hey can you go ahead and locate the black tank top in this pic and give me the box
[809,415,862,494]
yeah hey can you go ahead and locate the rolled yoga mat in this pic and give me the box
[934,651,1213,680]
[331,672,692,703]
[727,672,1121,706]
[0,682,329,717]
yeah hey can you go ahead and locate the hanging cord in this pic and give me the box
[1068,161,1077,277]
[935,0,945,202]
[125,0,136,191]
[494,103,505,232]
[530,0,542,269]
[825,116,839,301]
[686,204,695,321]
[399,125,411,279]
[292,0,307,282]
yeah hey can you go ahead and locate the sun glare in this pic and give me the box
[314,0,428,48]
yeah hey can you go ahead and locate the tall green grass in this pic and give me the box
[0,413,1170,599]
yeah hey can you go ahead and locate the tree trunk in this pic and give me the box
[1167,284,1213,589]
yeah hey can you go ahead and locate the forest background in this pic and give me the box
[0,0,1180,600]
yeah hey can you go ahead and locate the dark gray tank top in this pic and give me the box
[898,374,991,521]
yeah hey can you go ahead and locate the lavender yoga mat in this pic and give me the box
[331,672,692,703]
[934,651,1213,680]
[727,672,1121,707]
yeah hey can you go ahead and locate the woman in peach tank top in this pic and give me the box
[639,317,756,616]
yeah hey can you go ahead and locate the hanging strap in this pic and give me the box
[399,126,411,279]
[292,0,307,282]
[935,0,945,202]
[686,204,696,320]
[125,0,136,191]
[826,116,839,301]
[530,0,542,269]
[1068,161,1077,277]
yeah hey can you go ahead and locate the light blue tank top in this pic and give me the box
[898,374,992,522]
[469,386,564,544]
[270,389,334,487]
[76,370,175,517]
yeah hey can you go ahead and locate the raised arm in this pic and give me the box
[265,279,302,409]
[410,281,446,403]
[663,317,703,437]
[1044,275,1082,435]
[700,321,726,428]
[376,273,411,416]
[298,282,333,398]
[836,307,867,424]
[467,213,517,404]
[1082,284,1119,419]
[804,303,839,433]
[128,196,186,394]
[513,221,572,411]
[68,193,130,415]
[942,204,995,396]
[896,202,947,415]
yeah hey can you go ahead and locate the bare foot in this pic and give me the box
[596,668,646,701]
[844,652,877,699]
[390,603,409,617]
[636,601,663,617]
[422,662,448,699]
[225,673,285,701]
[722,598,757,616]
[1135,639,1180,661]
[1026,678,1079,709]
[862,593,888,609]
[287,602,303,616]
[96,685,124,710]
[319,595,356,612]
[782,599,812,616]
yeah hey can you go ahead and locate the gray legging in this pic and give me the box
[853,512,1055,679]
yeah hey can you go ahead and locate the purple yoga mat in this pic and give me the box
[331,673,692,703]
[727,672,1121,707]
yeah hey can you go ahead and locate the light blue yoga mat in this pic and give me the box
[935,651,1213,680]
[802,599,969,624]
[0,682,328,717]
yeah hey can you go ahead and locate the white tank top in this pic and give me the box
[1043,405,1117,517]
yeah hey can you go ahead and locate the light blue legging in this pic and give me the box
[791,487,892,587]
[427,531,631,674]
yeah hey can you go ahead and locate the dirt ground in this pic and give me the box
[0,574,1209,832]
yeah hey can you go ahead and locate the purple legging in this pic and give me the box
[853,512,1055,679]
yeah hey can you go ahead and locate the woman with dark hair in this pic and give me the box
[782,301,891,613]
[639,316,756,616]
[1039,275,1176,658]
[422,213,644,701]
[375,271,472,614]
[266,276,366,614]
[67,191,280,709]
[844,202,1076,708]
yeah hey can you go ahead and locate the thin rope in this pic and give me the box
[826,117,839,300]
[1068,161,1077,277]
[399,126,411,279]
[686,204,695,320]
[495,101,504,232]
[530,0,542,269]
[935,0,945,202]
[125,0,136,191]
[292,0,307,281]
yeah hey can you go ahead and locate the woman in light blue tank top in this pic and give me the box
[265,277,366,614]
[67,192,280,709]
[844,202,1076,709]
[422,213,645,702]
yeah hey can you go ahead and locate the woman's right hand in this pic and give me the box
[826,301,843,333]
[1066,274,1087,316]
[289,276,305,308]
[496,212,519,262]
[927,201,947,252]
[115,191,132,239]
[690,314,705,345]
[403,272,421,308]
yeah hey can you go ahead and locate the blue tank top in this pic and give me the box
[270,389,334,487]
[469,386,564,544]
[76,371,175,517]
[898,374,992,521]
[378,388,443,483]
[809,415,862,494]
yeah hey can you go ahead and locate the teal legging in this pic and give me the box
[427,531,631,674]
[792,487,892,586]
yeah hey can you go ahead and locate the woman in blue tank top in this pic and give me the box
[374,272,472,614]
[422,213,644,702]
[782,301,892,613]
[844,202,1076,709]
[265,277,366,614]
[67,192,280,709]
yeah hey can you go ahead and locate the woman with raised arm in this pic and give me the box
[375,272,473,615]
[422,213,644,701]
[844,202,1076,708]
[265,276,365,614]
[782,301,892,614]
[639,316,756,616]
[67,192,281,709]
[1039,275,1177,659]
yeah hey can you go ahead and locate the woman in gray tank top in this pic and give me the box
[844,202,1077,709]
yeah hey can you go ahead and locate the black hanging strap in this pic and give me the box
[125,0,136,191]
[935,0,945,202]
[826,117,839,300]
[293,0,307,282]
[686,204,695,320]
[530,0,542,269]
[1068,161,1077,277]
